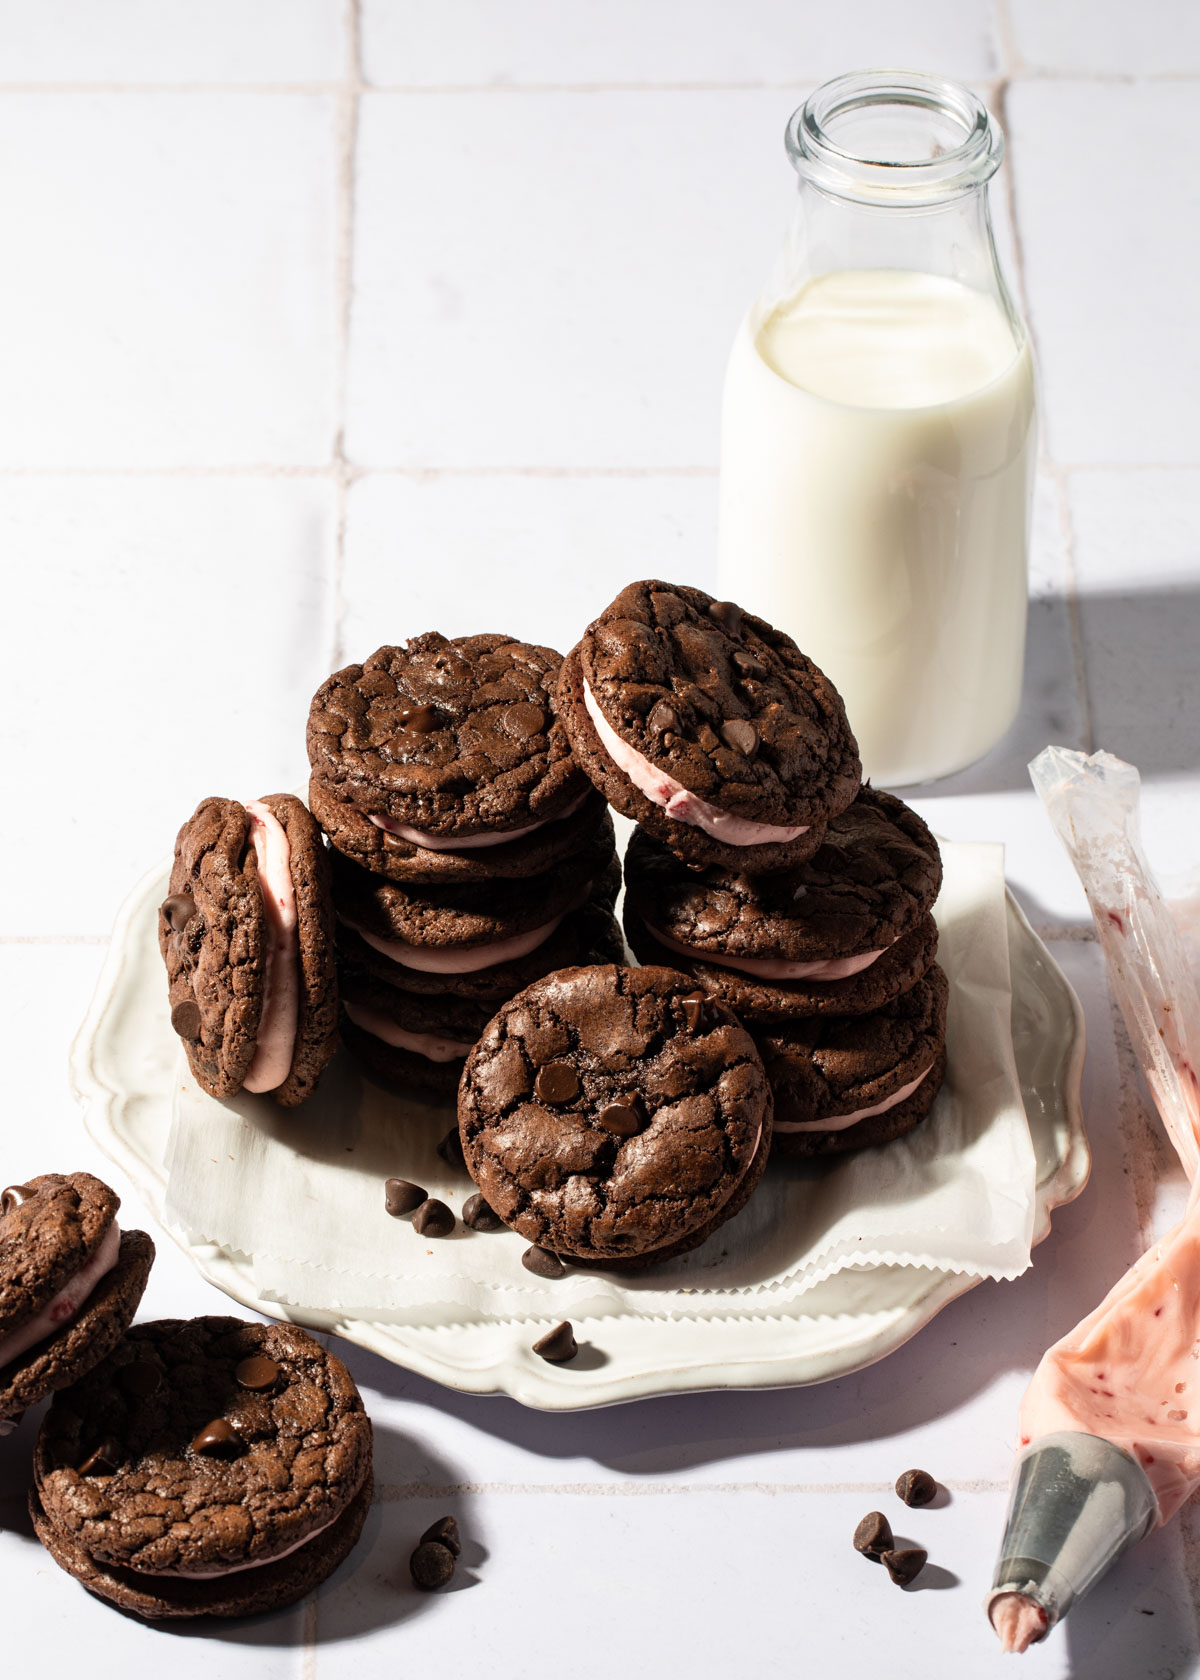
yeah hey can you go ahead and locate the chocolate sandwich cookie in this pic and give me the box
[159,793,337,1107]
[307,633,587,843]
[32,1317,373,1619]
[757,965,949,1157]
[557,580,860,874]
[622,788,942,1021]
[339,962,498,1098]
[0,1174,154,1424]
[330,814,617,981]
[339,892,627,1007]
[459,964,773,1269]
[311,775,611,886]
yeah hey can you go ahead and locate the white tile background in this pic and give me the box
[1,1,1198,1674]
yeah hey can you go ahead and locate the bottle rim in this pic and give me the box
[786,70,1004,205]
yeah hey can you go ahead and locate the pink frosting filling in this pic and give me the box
[581,679,807,846]
[243,800,300,1095]
[341,914,563,975]
[368,790,588,851]
[0,1221,121,1370]
[989,1593,1049,1653]
[344,1000,475,1062]
[644,920,888,982]
[142,1506,344,1579]
[775,1064,934,1134]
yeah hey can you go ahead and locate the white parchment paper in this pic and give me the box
[164,839,1037,1327]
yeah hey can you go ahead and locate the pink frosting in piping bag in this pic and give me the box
[243,800,300,1094]
[581,679,807,846]
[644,920,888,982]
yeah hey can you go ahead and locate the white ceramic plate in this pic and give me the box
[71,858,1087,1411]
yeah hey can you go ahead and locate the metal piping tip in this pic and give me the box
[986,1432,1157,1645]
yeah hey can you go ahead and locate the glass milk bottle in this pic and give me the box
[717,71,1036,786]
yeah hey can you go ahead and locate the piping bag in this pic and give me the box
[988,746,1200,1653]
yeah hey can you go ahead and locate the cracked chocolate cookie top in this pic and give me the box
[564,581,861,827]
[307,634,587,835]
[624,788,942,962]
[458,964,772,1262]
[0,1173,120,1339]
[34,1318,372,1576]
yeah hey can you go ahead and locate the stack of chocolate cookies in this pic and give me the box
[558,581,948,1158]
[306,633,623,1095]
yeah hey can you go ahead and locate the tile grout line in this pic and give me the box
[328,0,365,674]
[0,934,110,946]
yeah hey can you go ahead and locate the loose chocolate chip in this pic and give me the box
[720,718,759,758]
[420,1515,462,1558]
[882,1547,927,1587]
[696,723,720,753]
[385,1177,427,1216]
[462,1192,503,1232]
[708,599,743,635]
[437,1128,466,1171]
[78,1437,122,1476]
[852,1511,894,1562]
[190,1419,245,1458]
[160,892,196,932]
[532,1321,578,1364]
[648,699,679,736]
[502,701,546,740]
[121,1361,162,1399]
[413,1198,455,1238]
[895,1468,938,1508]
[410,1540,456,1591]
[535,1061,579,1105]
[235,1355,281,1391]
[170,997,202,1040]
[398,704,438,734]
[598,1099,642,1137]
[522,1245,566,1279]
[681,992,712,1032]
[0,1184,34,1215]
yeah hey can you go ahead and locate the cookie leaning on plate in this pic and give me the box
[159,793,337,1107]
[557,580,861,874]
[0,1174,154,1427]
[622,787,942,1020]
[458,964,773,1269]
[31,1317,373,1619]
[755,965,949,1157]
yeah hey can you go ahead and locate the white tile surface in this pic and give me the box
[0,93,338,467]
[308,1485,1195,1679]
[0,477,337,935]
[340,472,719,660]
[1008,0,1200,74]
[345,89,800,469]
[1006,81,1200,466]
[0,1,346,83]
[361,0,1001,86]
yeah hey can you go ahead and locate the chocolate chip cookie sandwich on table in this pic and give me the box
[623,787,942,1021]
[0,1173,154,1432]
[30,1316,373,1619]
[159,793,337,1107]
[458,964,774,1269]
[557,580,861,873]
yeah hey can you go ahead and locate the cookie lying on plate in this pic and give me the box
[307,633,590,876]
[159,793,337,1107]
[458,964,773,1269]
[31,1317,373,1619]
[623,788,941,1020]
[557,580,861,874]
[755,965,949,1157]
[0,1174,154,1429]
